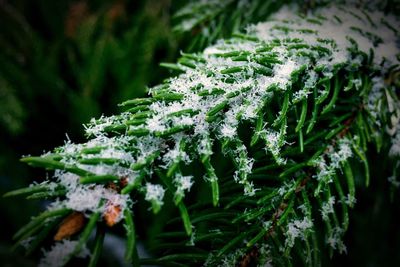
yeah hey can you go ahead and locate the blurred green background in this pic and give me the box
[1,0,399,266]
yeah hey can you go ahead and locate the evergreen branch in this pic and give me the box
[5,2,400,267]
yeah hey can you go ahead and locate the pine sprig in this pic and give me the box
[4,2,400,267]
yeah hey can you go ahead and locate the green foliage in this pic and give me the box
[3,1,400,267]
[172,0,294,52]
[173,0,400,53]
[0,1,177,137]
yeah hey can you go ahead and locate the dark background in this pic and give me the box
[0,1,399,266]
